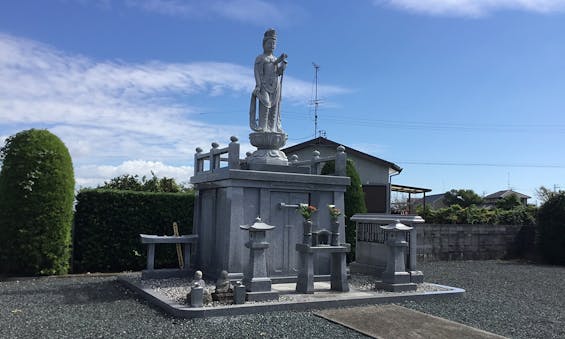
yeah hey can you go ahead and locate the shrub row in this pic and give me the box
[73,189,194,273]
[418,204,536,226]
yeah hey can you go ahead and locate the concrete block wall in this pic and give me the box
[415,224,535,261]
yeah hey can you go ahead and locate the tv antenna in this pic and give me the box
[311,62,321,138]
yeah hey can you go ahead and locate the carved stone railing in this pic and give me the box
[194,136,240,175]
[288,145,347,176]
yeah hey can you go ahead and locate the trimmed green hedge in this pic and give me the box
[0,129,75,276]
[73,189,194,273]
[418,204,536,226]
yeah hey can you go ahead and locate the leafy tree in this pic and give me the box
[101,174,144,191]
[322,159,367,261]
[99,172,187,193]
[0,129,75,275]
[443,189,483,208]
[496,193,521,210]
[537,192,565,265]
[536,186,563,204]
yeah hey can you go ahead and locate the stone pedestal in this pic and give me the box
[247,132,288,166]
[191,138,350,282]
[191,167,350,281]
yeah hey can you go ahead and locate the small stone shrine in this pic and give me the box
[374,220,418,292]
[190,28,351,283]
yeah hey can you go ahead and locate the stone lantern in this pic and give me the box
[240,217,279,301]
[374,220,417,292]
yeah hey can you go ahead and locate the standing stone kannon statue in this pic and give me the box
[247,28,289,166]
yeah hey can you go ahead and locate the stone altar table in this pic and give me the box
[295,243,350,294]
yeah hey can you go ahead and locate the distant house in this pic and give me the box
[484,189,531,206]
[282,137,417,213]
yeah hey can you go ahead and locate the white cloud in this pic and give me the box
[75,160,194,188]
[98,0,302,26]
[377,0,565,17]
[0,33,348,187]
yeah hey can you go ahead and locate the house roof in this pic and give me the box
[282,137,402,174]
[484,189,531,200]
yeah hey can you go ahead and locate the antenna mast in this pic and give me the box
[312,62,320,138]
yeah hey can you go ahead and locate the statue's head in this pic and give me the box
[263,28,277,53]
[221,270,229,279]
[195,270,203,279]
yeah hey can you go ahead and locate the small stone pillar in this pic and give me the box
[189,284,204,307]
[240,217,279,302]
[233,281,246,305]
[374,220,417,292]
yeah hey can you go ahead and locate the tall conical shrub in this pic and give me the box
[322,159,367,261]
[0,129,75,275]
[538,192,565,265]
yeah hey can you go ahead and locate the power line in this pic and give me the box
[396,161,565,168]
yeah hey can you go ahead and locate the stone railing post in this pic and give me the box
[311,150,320,174]
[194,147,203,174]
[210,142,220,170]
[228,136,240,169]
[335,145,346,176]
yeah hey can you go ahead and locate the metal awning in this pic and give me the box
[391,184,432,194]
[390,184,432,214]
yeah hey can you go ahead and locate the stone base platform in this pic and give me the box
[117,276,464,319]
[246,290,280,302]
[374,281,418,292]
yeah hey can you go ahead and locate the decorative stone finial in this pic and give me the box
[230,136,238,143]
[312,150,320,157]
[337,145,345,153]
[211,142,219,149]
[196,147,202,153]
[289,154,298,162]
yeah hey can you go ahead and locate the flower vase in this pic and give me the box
[330,220,340,246]
[303,220,313,245]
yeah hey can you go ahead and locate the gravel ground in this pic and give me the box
[401,260,565,339]
[0,260,563,338]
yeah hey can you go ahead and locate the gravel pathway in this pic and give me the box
[0,260,563,338]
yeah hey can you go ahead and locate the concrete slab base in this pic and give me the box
[315,304,506,339]
[118,276,465,319]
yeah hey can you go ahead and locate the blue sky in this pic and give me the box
[1,0,564,204]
